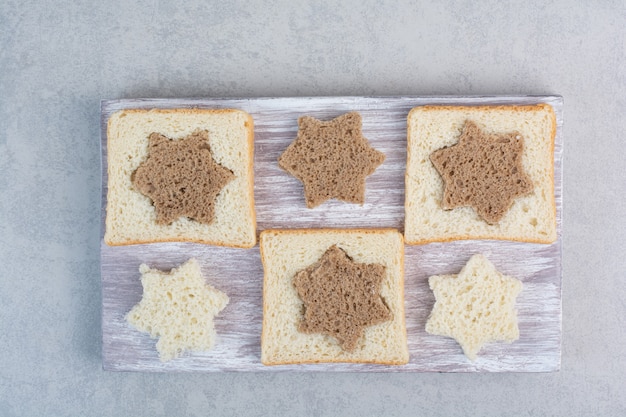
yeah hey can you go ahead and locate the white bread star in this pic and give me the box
[126,259,228,361]
[426,254,522,360]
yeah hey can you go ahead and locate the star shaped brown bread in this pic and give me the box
[278,112,385,208]
[132,130,235,225]
[293,245,392,352]
[430,120,533,224]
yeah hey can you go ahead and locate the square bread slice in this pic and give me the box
[404,104,557,244]
[260,229,409,365]
[104,108,256,247]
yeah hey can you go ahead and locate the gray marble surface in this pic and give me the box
[0,0,624,415]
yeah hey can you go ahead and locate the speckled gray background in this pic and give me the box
[0,0,624,416]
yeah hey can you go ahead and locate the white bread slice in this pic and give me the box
[104,108,256,247]
[260,229,408,365]
[126,258,229,362]
[405,104,556,244]
[425,254,523,361]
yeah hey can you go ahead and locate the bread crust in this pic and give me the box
[259,228,408,366]
[404,104,557,245]
[104,108,256,248]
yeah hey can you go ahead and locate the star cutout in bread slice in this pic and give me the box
[126,259,229,362]
[293,245,392,351]
[278,112,385,208]
[425,254,523,361]
[430,120,533,224]
[132,130,235,225]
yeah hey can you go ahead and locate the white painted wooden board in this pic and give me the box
[101,96,563,372]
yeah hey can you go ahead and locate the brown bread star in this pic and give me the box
[278,112,385,208]
[430,120,533,224]
[293,245,392,352]
[132,130,234,225]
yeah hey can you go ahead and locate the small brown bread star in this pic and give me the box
[293,245,392,352]
[278,112,385,208]
[430,120,533,224]
[132,130,235,225]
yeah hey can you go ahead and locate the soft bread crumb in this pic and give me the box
[126,258,229,362]
[425,254,523,361]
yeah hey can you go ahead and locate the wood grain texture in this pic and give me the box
[101,96,563,372]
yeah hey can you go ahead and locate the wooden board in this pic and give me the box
[101,96,563,372]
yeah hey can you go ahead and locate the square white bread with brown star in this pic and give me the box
[404,104,557,244]
[259,229,409,365]
[105,108,256,247]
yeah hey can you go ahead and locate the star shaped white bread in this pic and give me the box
[126,258,229,362]
[425,254,523,361]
